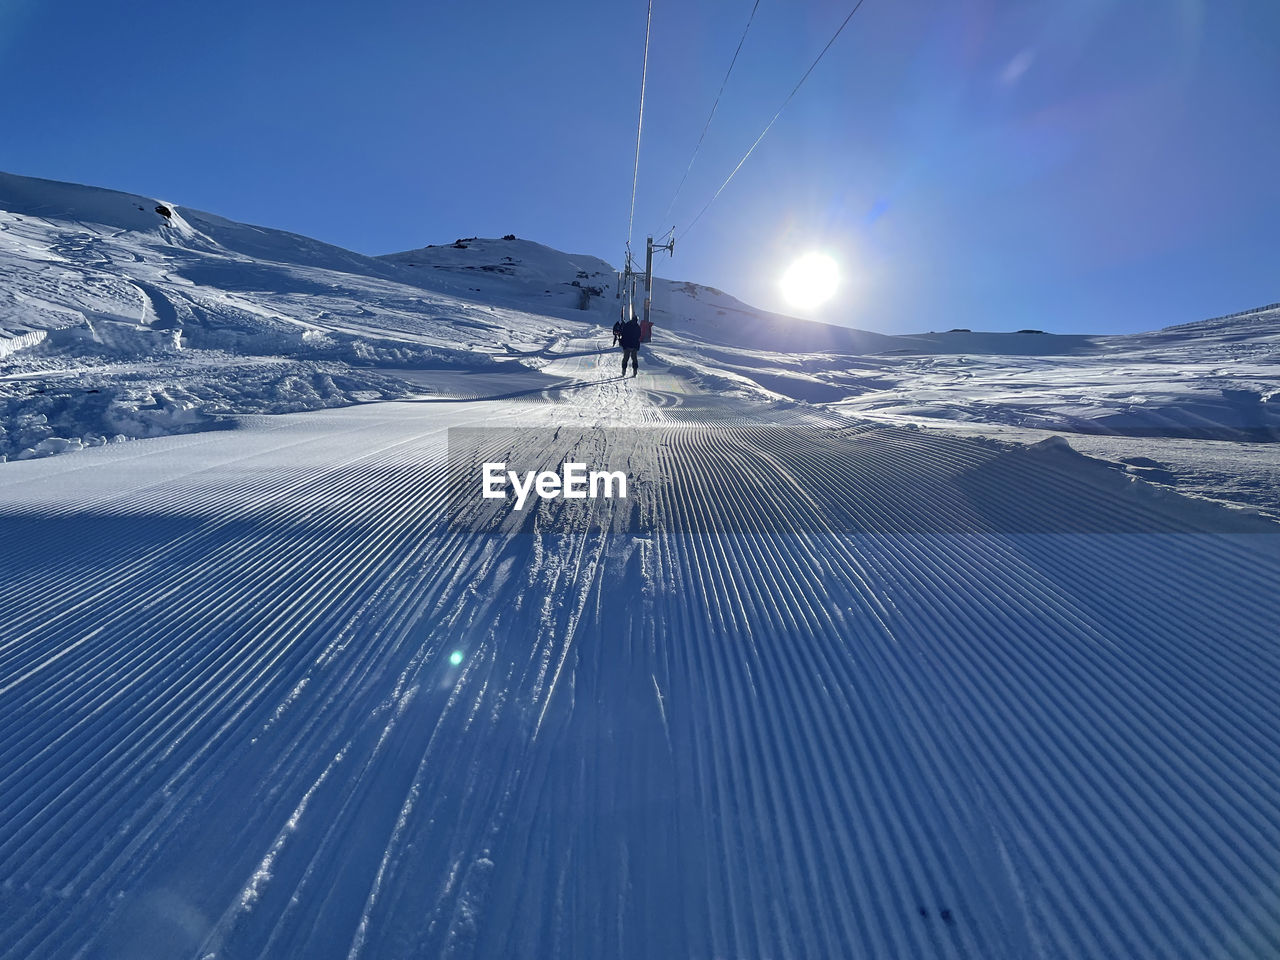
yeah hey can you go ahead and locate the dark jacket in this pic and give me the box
[619,318,642,349]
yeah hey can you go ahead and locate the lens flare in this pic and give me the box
[780,253,839,310]
[449,650,464,666]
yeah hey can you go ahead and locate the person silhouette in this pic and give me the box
[619,311,641,377]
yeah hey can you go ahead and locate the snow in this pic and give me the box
[2,172,1279,959]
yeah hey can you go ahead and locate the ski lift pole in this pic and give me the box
[641,233,675,333]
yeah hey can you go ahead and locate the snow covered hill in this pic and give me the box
[2,171,1280,959]
[6,171,1272,435]
[4,170,1278,516]
[0,171,647,461]
[0,172,1102,441]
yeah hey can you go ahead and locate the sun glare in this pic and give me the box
[780,253,839,310]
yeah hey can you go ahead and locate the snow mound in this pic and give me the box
[0,170,186,236]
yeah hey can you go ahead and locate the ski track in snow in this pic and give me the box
[1,341,1279,960]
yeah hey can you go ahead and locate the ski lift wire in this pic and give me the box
[627,0,656,252]
[677,0,870,243]
[661,0,763,224]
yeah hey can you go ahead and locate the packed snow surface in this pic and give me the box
[2,172,1279,959]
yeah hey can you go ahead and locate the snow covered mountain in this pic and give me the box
[2,171,1280,960]
[0,171,598,459]
[0,175,1111,421]
[5,170,1277,516]
[7,170,1274,435]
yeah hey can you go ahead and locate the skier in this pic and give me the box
[619,311,642,377]
[612,318,624,346]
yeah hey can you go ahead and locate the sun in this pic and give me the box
[780,252,839,310]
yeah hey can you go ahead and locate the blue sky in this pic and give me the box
[1,0,1277,334]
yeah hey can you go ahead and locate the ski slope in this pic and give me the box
[2,172,1280,958]
[3,335,1279,959]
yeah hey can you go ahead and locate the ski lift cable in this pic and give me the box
[676,0,870,243]
[627,0,656,253]
[661,0,763,224]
